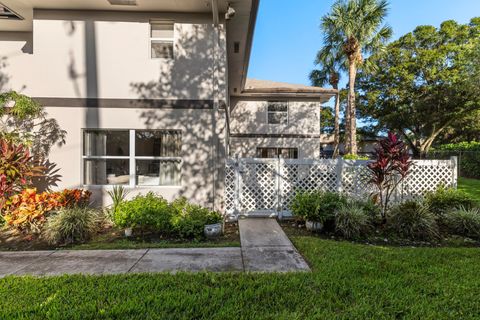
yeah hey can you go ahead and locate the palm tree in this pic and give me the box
[309,45,345,158]
[321,0,392,155]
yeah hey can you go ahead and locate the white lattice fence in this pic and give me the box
[225,157,457,217]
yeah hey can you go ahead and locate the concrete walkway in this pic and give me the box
[239,218,310,272]
[0,219,309,276]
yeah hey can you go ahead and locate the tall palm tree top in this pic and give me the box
[322,0,392,64]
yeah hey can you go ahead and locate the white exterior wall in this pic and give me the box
[0,10,227,100]
[42,105,225,210]
[0,10,228,211]
[229,98,323,158]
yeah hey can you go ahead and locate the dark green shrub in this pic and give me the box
[335,202,371,239]
[170,198,222,239]
[354,199,381,219]
[114,192,172,232]
[290,191,348,226]
[443,206,480,239]
[425,187,477,216]
[44,207,105,245]
[388,201,439,241]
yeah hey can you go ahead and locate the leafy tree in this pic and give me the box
[321,0,392,155]
[310,44,345,156]
[357,18,480,156]
[0,91,66,159]
[320,106,335,134]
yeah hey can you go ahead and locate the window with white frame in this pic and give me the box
[267,101,288,124]
[150,21,174,59]
[83,129,182,186]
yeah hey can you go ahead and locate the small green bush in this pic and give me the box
[343,154,370,160]
[388,201,439,241]
[335,202,371,239]
[354,199,381,219]
[114,192,172,232]
[170,200,222,239]
[44,207,105,245]
[425,187,477,216]
[443,206,480,239]
[291,191,348,227]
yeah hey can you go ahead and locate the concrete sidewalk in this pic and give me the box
[0,219,309,276]
[239,218,310,272]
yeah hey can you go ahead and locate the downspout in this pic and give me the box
[211,0,220,211]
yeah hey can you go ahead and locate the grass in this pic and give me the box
[458,177,480,202]
[2,236,480,319]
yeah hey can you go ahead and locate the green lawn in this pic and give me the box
[458,177,480,202]
[2,236,480,319]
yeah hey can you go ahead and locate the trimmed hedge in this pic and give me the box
[430,142,480,178]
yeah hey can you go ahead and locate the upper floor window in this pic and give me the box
[267,101,288,125]
[83,129,182,186]
[256,147,298,159]
[150,21,174,59]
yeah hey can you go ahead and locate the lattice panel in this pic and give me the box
[401,162,455,198]
[239,162,277,212]
[280,163,338,210]
[224,163,236,214]
[224,158,457,216]
[341,164,374,199]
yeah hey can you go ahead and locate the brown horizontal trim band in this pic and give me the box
[33,97,215,109]
[230,133,322,139]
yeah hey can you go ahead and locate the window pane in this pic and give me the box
[279,148,298,159]
[136,159,181,186]
[257,148,278,158]
[83,130,129,156]
[150,23,174,38]
[267,102,288,112]
[84,159,130,185]
[268,112,288,124]
[151,40,174,59]
[135,130,181,157]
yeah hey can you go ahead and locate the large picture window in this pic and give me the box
[83,129,182,186]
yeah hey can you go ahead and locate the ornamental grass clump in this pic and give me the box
[44,206,105,245]
[443,206,480,239]
[335,202,372,239]
[388,200,439,241]
[425,187,477,217]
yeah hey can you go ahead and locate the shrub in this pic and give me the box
[291,191,348,226]
[355,199,381,219]
[0,139,43,209]
[343,154,370,160]
[425,187,477,216]
[388,201,439,241]
[434,141,480,178]
[335,202,371,239]
[43,207,105,245]
[443,206,480,239]
[2,188,91,233]
[367,132,412,222]
[170,200,222,239]
[113,192,172,232]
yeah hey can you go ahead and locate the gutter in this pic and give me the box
[239,0,260,91]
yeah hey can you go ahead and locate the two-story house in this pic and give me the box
[0,0,336,212]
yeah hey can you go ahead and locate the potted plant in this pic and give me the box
[204,211,223,238]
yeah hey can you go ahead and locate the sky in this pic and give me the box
[247,0,480,86]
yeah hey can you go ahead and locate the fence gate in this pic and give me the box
[225,157,457,219]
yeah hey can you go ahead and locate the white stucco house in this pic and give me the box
[0,0,337,212]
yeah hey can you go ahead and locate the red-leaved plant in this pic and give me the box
[0,139,43,210]
[367,132,412,222]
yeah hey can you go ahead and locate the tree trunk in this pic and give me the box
[332,83,340,158]
[347,60,357,155]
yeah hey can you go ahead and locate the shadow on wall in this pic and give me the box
[130,24,226,210]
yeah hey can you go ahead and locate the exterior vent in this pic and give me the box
[107,0,137,5]
[0,4,23,20]
[234,42,240,53]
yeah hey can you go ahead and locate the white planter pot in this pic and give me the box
[204,222,223,238]
[124,227,133,237]
[306,220,323,232]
